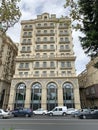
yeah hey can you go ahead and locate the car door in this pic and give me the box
[52,108,58,115]
[53,108,62,115]
[18,109,24,116]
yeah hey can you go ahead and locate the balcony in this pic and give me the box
[36,25,55,29]
[59,33,69,36]
[36,40,55,44]
[21,42,32,45]
[59,26,68,29]
[35,48,55,52]
[36,33,55,36]
[59,40,70,44]
[59,48,70,52]
[23,27,33,31]
[20,50,31,53]
[34,65,55,69]
[18,67,30,70]
[22,34,32,38]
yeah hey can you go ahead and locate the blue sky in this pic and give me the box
[7,0,90,75]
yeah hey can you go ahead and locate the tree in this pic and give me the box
[0,0,21,33]
[64,0,98,68]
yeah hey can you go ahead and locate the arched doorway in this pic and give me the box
[14,83,26,108]
[47,82,58,111]
[31,82,42,110]
[63,82,74,108]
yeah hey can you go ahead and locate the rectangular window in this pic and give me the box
[22,47,25,51]
[43,37,47,41]
[60,45,64,50]
[50,37,54,41]
[43,45,47,49]
[50,45,54,49]
[50,61,54,67]
[35,62,39,67]
[25,63,29,68]
[27,46,30,51]
[36,45,40,49]
[43,62,47,67]
[61,62,65,67]
[35,71,39,75]
[19,72,23,75]
[28,32,32,36]
[27,39,31,43]
[66,61,71,68]
[65,45,69,50]
[24,72,28,76]
[19,63,24,68]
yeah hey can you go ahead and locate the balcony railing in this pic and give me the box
[59,48,70,52]
[22,35,32,38]
[13,72,75,78]
[59,33,69,36]
[35,48,55,51]
[21,42,32,45]
[36,25,55,29]
[36,40,55,43]
[23,27,33,31]
[36,33,55,36]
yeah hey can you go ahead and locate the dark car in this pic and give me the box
[78,109,97,119]
[11,108,33,117]
[72,109,93,118]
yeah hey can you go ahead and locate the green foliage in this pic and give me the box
[0,0,21,32]
[64,0,98,68]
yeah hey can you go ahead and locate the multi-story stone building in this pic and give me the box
[8,13,80,110]
[0,30,18,109]
[78,57,98,108]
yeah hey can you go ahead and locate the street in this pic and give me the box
[0,116,98,130]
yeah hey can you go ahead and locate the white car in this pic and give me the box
[47,106,67,116]
[0,109,11,119]
[66,108,78,115]
[33,108,47,115]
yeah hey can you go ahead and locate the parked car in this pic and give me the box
[71,110,81,117]
[11,108,33,117]
[47,106,67,116]
[66,108,78,115]
[33,108,47,115]
[78,109,94,119]
[0,109,12,119]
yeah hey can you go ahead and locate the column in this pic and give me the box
[58,86,63,106]
[41,87,47,110]
[8,87,16,110]
[74,87,81,109]
[24,87,31,108]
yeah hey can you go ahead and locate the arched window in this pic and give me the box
[47,82,58,110]
[31,83,42,110]
[15,83,26,108]
[63,83,74,108]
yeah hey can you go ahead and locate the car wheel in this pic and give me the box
[25,114,29,117]
[63,113,66,116]
[0,115,3,119]
[83,115,86,119]
[49,113,53,116]
[42,113,46,115]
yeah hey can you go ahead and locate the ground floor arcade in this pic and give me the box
[8,78,81,111]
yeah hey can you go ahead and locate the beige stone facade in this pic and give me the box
[0,31,18,109]
[78,57,98,108]
[8,13,80,110]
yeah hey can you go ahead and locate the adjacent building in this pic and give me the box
[8,13,80,110]
[0,30,18,109]
[78,57,98,108]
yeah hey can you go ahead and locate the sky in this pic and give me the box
[6,0,90,75]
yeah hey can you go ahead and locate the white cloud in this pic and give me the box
[6,0,90,75]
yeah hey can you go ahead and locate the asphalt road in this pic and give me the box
[0,116,98,130]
